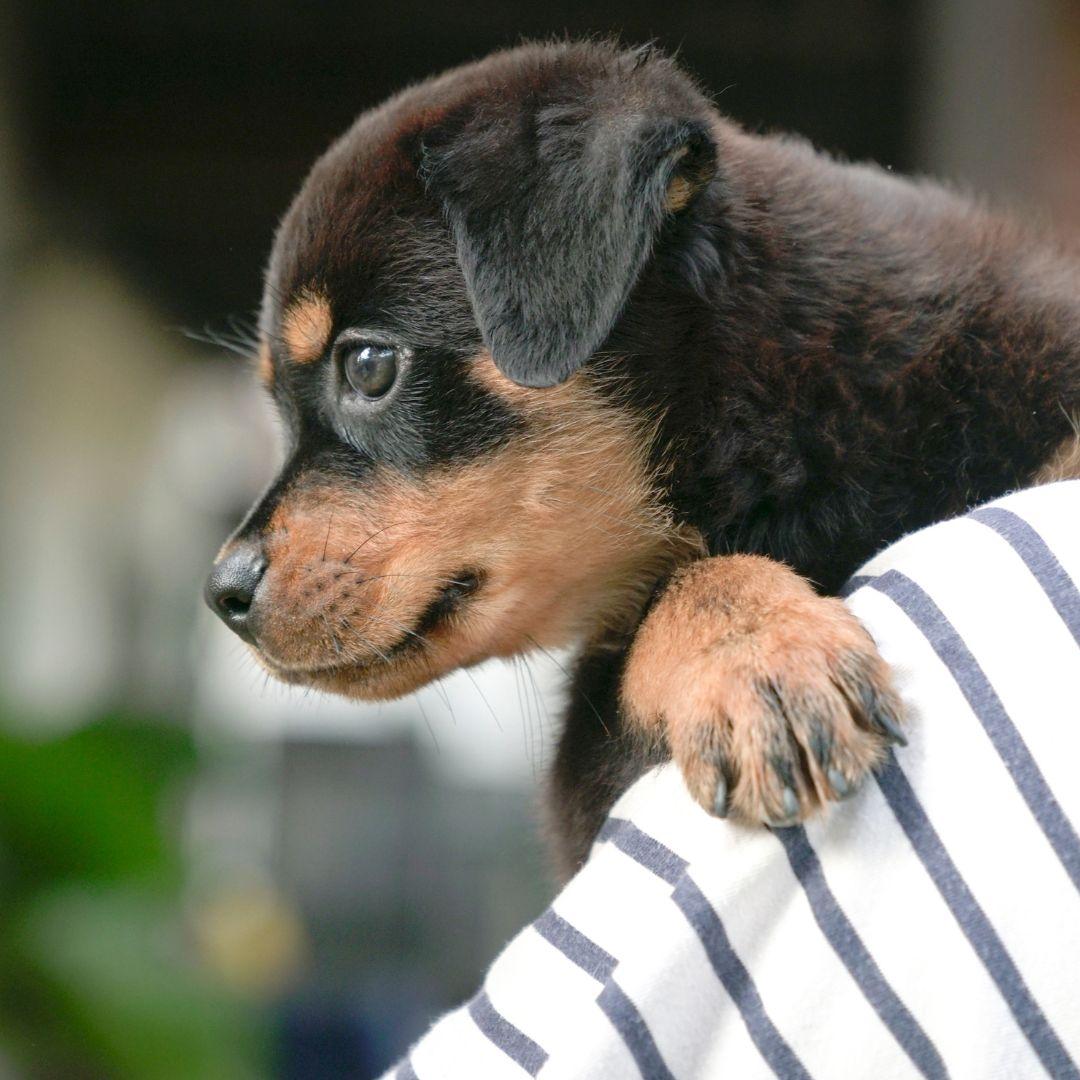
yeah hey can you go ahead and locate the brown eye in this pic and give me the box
[343,344,398,398]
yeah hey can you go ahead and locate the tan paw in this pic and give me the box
[620,556,905,825]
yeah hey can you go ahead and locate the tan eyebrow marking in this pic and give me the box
[256,338,274,388]
[664,173,694,213]
[281,290,333,364]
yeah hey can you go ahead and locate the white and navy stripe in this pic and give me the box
[387,481,1080,1079]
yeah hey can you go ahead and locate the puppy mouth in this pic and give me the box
[257,569,482,683]
[411,568,483,636]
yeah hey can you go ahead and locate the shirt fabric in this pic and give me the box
[386,480,1080,1080]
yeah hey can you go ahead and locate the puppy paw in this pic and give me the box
[621,556,904,825]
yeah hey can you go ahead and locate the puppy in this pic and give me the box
[205,40,1080,877]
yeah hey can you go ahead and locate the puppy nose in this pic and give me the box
[204,544,267,644]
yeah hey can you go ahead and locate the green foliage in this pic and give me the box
[0,714,270,1078]
[0,716,193,890]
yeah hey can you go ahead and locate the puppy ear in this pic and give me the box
[422,104,716,387]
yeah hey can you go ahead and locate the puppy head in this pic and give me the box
[205,41,713,700]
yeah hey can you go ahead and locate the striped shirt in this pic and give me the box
[386,480,1080,1079]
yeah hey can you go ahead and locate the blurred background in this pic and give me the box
[0,1,1076,1076]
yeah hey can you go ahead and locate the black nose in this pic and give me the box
[204,544,267,644]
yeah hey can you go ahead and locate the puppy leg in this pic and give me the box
[621,555,904,824]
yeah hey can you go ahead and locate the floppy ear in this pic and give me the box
[421,103,716,387]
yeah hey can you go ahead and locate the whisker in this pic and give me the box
[317,612,346,661]
[432,676,456,724]
[178,324,259,359]
[322,509,335,562]
[225,312,261,346]
[343,520,413,565]
[415,693,440,752]
[512,656,531,767]
[520,655,540,777]
[351,610,430,648]
[337,616,392,664]
[462,666,503,732]
[520,654,550,771]
[338,571,477,589]
[524,633,611,739]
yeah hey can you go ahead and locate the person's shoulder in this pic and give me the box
[847,478,1080,591]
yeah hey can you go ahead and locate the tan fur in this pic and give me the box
[621,555,896,824]
[663,142,711,213]
[664,174,694,213]
[1033,427,1080,484]
[281,290,332,364]
[247,353,700,699]
[256,339,274,389]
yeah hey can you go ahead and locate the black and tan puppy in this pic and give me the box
[205,40,1080,876]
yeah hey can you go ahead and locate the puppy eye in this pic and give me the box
[342,343,398,399]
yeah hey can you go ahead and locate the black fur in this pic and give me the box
[420,62,717,387]
[216,39,1080,874]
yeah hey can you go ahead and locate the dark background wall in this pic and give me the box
[13,1,917,325]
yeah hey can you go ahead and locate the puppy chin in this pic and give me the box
[251,647,427,702]
[248,592,599,704]
[309,655,441,701]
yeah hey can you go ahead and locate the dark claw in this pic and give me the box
[872,708,908,746]
[713,775,728,818]
[769,756,800,823]
[827,767,854,799]
[808,717,832,769]
[858,679,877,718]
[851,671,907,747]
[712,750,731,817]
[770,749,795,786]
[767,786,802,828]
